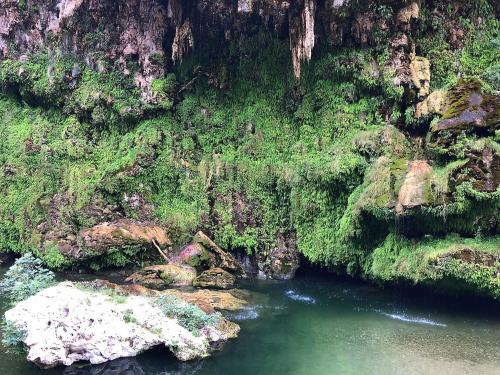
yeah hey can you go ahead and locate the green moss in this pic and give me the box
[368,234,500,298]
[0,9,498,300]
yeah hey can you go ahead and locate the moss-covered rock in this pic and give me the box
[193,268,236,290]
[125,264,197,289]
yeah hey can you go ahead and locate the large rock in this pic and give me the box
[415,90,446,118]
[409,56,430,97]
[396,160,433,213]
[80,220,172,253]
[4,281,239,368]
[125,264,197,289]
[193,268,236,289]
[171,242,215,271]
[431,80,499,133]
[81,279,249,313]
[192,232,245,277]
[258,232,300,280]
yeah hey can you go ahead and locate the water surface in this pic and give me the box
[1,267,499,375]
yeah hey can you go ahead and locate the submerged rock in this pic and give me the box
[125,264,197,288]
[4,281,240,368]
[193,268,236,289]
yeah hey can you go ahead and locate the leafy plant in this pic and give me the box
[0,254,56,305]
[1,321,26,353]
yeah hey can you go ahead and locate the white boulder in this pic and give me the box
[4,281,234,368]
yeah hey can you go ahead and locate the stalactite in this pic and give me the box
[289,0,316,78]
[172,20,193,62]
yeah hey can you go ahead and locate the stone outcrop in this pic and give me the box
[89,279,249,313]
[415,90,446,118]
[171,242,215,271]
[4,281,240,368]
[192,231,245,277]
[289,0,316,78]
[396,160,433,213]
[80,220,171,253]
[409,55,430,97]
[193,268,236,289]
[431,80,500,133]
[125,264,197,289]
[258,232,300,280]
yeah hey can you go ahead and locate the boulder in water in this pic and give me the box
[125,264,197,288]
[193,268,236,289]
[4,281,239,368]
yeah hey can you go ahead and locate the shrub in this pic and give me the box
[0,321,26,353]
[154,295,221,333]
[0,254,56,305]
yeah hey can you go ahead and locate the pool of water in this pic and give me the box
[1,267,499,375]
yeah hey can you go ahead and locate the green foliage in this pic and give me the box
[155,295,221,333]
[0,254,55,304]
[1,321,26,353]
[0,5,497,299]
[368,234,500,298]
[123,309,138,324]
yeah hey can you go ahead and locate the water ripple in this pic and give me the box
[285,290,317,304]
[380,312,447,327]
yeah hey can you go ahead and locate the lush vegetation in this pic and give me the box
[0,254,55,305]
[0,1,498,297]
[0,254,55,352]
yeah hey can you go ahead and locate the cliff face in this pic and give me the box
[0,1,498,297]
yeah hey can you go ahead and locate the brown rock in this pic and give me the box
[193,268,236,289]
[431,80,499,133]
[171,242,215,270]
[125,264,197,289]
[193,231,245,277]
[81,279,248,314]
[396,160,432,213]
[80,220,171,253]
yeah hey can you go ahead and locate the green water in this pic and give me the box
[1,268,499,375]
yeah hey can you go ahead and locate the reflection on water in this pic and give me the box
[1,267,499,375]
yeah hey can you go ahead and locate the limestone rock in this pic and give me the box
[79,220,171,254]
[396,160,433,213]
[415,90,446,118]
[84,279,249,313]
[451,148,500,193]
[192,231,245,277]
[4,281,237,368]
[193,268,236,289]
[410,56,430,97]
[125,264,197,289]
[171,242,215,271]
[289,0,316,78]
[397,2,419,26]
[431,80,500,133]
